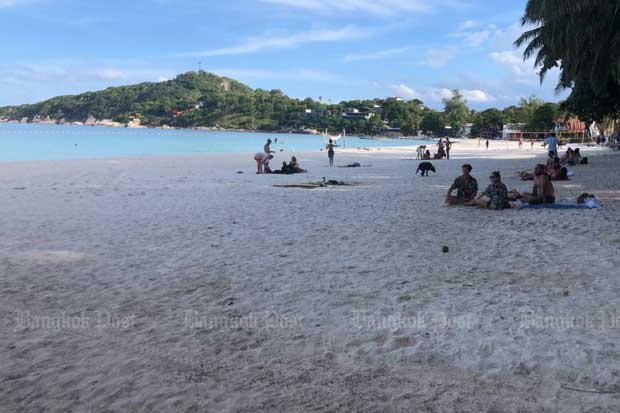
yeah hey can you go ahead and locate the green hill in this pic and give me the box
[0,71,433,134]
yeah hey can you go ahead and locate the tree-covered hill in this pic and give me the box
[0,70,570,137]
[0,71,429,134]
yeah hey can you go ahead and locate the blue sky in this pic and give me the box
[0,0,566,109]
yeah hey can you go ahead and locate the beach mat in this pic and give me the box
[519,201,600,210]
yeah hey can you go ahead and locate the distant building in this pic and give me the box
[303,109,331,119]
[342,109,374,121]
[502,123,526,140]
[555,117,585,133]
[463,123,473,137]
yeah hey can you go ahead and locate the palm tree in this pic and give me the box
[515,1,620,122]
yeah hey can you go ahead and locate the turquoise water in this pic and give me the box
[0,123,429,162]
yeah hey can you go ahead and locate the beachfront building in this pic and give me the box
[554,116,587,142]
[341,108,374,121]
[303,109,332,119]
[502,123,526,140]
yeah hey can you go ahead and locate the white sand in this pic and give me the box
[2,140,620,411]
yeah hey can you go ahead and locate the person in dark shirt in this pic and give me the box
[445,164,478,206]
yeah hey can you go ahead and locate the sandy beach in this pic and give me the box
[2,140,620,412]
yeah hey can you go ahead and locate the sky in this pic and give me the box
[0,0,567,110]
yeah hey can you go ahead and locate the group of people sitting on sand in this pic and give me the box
[253,138,307,174]
[418,138,452,160]
[445,163,556,210]
[519,148,588,182]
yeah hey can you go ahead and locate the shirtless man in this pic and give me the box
[264,139,275,155]
[520,164,555,204]
[445,164,478,206]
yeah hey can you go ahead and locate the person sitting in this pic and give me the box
[475,171,512,210]
[568,148,582,166]
[548,157,568,181]
[560,148,573,166]
[519,164,556,205]
[272,156,306,174]
[445,164,478,206]
[437,144,446,159]
[288,156,306,173]
[423,150,432,160]
[545,151,556,172]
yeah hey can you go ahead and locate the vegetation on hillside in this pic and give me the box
[0,70,567,137]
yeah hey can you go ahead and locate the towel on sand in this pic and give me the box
[518,198,600,209]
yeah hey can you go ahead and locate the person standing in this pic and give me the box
[326,139,338,166]
[264,138,275,155]
[253,152,274,174]
[485,139,490,150]
[445,138,452,159]
[518,136,523,149]
[545,133,558,155]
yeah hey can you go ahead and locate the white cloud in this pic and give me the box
[344,47,410,62]
[389,83,420,99]
[462,89,495,103]
[489,50,535,77]
[0,63,173,85]
[388,84,494,103]
[428,88,455,101]
[0,0,39,7]
[174,26,372,57]
[92,68,128,81]
[260,0,436,16]
[423,47,457,68]
[209,68,338,82]
[458,20,480,30]
[461,30,490,47]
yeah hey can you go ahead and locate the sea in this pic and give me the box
[0,123,429,162]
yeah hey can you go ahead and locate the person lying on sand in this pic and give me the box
[445,164,478,206]
[518,164,555,205]
[547,157,569,181]
[475,171,513,210]
[253,152,274,174]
